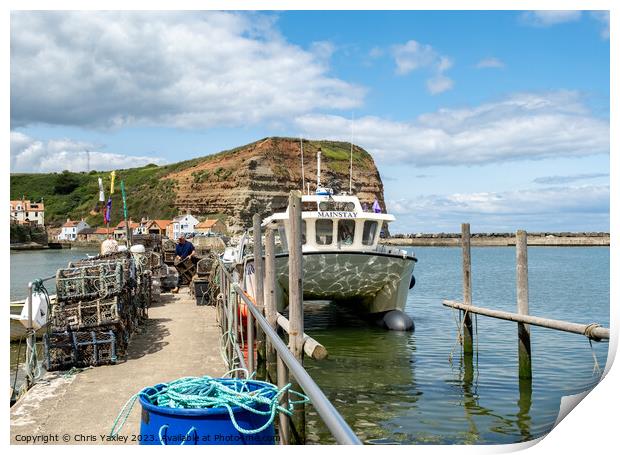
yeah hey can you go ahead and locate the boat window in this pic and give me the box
[277,226,288,252]
[315,219,333,245]
[338,220,355,245]
[301,220,306,245]
[302,201,317,212]
[362,220,378,245]
[318,201,356,212]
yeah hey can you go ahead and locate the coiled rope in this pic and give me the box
[109,374,309,443]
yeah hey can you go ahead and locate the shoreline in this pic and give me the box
[381,233,610,247]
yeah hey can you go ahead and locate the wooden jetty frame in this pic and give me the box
[444,223,609,380]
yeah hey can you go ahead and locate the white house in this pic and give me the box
[58,219,90,241]
[169,214,200,240]
[10,199,45,226]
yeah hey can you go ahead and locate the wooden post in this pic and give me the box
[265,228,278,383]
[516,230,532,379]
[461,223,474,355]
[288,190,305,444]
[276,353,290,444]
[253,214,266,380]
[247,301,255,375]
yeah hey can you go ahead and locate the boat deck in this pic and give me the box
[10,288,226,445]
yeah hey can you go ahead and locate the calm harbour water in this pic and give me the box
[9,247,610,444]
[303,246,610,444]
[10,248,99,379]
[10,248,99,301]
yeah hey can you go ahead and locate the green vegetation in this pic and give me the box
[11,164,178,227]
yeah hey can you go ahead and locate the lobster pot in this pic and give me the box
[151,279,161,303]
[162,238,176,252]
[192,279,212,306]
[72,251,131,267]
[160,265,179,290]
[138,380,276,445]
[49,297,120,331]
[56,261,127,302]
[150,252,162,271]
[44,329,118,371]
[196,257,216,277]
[163,251,176,265]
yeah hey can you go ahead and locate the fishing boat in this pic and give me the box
[241,148,417,330]
[9,298,52,341]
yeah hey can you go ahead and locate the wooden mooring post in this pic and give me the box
[264,228,278,384]
[516,230,532,379]
[253,214,267,380]
[461,223,474,354]
[288,190,306,444]
[445,226,609,379]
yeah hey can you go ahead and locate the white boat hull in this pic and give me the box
[263,251,416,314]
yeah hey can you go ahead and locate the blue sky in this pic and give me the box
[10,10,610,232]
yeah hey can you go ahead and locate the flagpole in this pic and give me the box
[121,180,131,248]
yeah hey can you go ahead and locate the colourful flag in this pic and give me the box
[104,197,112,224]
[98,177,105,202]
[110,171,116,194]
[372,198,381,213]
[121,180,128,220]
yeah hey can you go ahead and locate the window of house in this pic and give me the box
[337,220,356,245]
[362,221,379,245]
[301,220,306,245]
[315,219,333,245]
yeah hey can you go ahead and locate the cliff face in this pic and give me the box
[165,137,387,233]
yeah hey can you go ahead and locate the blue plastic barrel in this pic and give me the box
[138,380,277,445]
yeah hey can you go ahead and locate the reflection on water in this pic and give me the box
[302,247,609,444]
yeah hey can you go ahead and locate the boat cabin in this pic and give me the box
[262,194,394,253]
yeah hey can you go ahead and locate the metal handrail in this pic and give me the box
[234,284,362,445]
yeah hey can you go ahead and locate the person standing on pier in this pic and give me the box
[175,235,196,262]
[172,235,196,293]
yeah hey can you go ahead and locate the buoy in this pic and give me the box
[381,310,414,331]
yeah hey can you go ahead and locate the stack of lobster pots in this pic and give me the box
[43,251,153,371]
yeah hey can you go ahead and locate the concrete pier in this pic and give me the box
[10,289,226,445]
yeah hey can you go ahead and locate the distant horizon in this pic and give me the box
[10,10,610,233]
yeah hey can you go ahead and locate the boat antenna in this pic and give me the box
[300,136,305,192]
[349,112,354,194]
[307,182,310,195]
[317,149,322,190]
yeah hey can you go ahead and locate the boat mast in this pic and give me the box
[349,113,354,194]
[300,136,305,193]
[317,150,322,190]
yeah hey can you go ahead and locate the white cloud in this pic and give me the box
[476,57,505,69]
[426,74,454,95]
[533,173,609,185]
[10,11,364,129]
[295,91,609,166]
[591,11,610,39]
[387,185,609,233]
[10,132,166,172]
[520,11,582,27]
[391,40,454,95]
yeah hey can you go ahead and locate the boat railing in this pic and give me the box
[21,274,56,390]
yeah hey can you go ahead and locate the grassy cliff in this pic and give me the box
[10,137,383,229]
